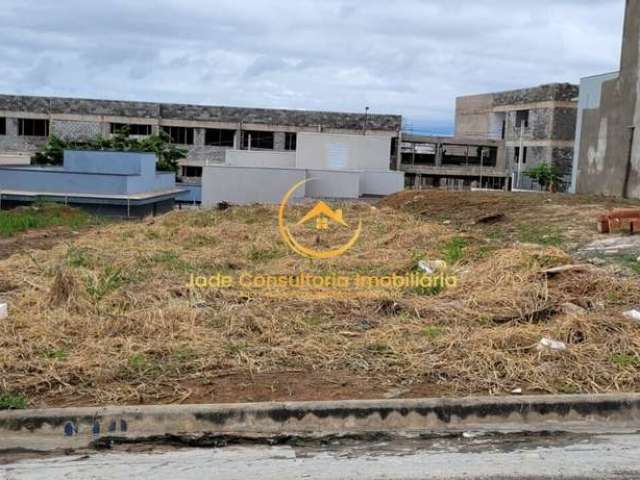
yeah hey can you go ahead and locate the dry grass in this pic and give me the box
[1,191,640,407]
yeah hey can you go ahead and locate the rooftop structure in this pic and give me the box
[0,150,183,217]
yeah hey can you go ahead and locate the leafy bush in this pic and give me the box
[32,129,187,172]
[524,163,563,192]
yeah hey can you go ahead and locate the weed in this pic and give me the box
[422,326,445,340]
[86,267,126,301]
[41,348,68,361]
[66,246,91,268]
[224,341,247,355]
[612,353,640,368]
[0,392,27,410]
[0,204,99,237]
[247,246,283,262]
[128,353,148,371]
[516,225,564,247]
[441,237,469,265]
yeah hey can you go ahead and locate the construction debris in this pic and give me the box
[537,338,568,352]
[418,259,447,274]
[543,265,591,277]
[623,309,640,323]
[597,209,640,234]
[475,213,506,225]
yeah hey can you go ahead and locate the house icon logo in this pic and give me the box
[278,179,362,259]
[296,201,349,231]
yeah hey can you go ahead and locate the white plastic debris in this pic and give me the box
[418,260,447,274]
[0,303,7,320]
[510,388,523,395]
[623,309,640,322]
[537,338,567,352]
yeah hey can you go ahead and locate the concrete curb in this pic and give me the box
[2,394,640,452]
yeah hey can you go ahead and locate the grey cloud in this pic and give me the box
[0,0,627,132]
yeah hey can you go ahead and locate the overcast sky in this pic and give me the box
[0,0,627,134]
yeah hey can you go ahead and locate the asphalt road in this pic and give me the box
[2,433,640,479]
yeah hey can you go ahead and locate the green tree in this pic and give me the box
[524,163,563,192]
[32,130,187,172]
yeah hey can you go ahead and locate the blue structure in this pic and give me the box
[0,150,185,217]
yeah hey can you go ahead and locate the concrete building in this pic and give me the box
[574,0,640,198]
[455,83,579,191]
[0,150,183,217]
[399,134,509,190]
[0,94,402,183]
[202,131,405,206]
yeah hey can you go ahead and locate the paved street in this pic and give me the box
[2,433,640,479]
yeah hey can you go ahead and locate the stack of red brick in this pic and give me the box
[597,209,640,234]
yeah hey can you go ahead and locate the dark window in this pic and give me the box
[162,126,195,145]
[0,118,5,136]
[285,132,297,151]
[514,147,528,164]
[110,123,152,136]
[515,110,530,128]
[205,128,235,147]
[182,166,203,178]
[18,118,49,136]
[242,130,274,150]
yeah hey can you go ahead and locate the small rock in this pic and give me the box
[0,303,7,320]
[462,431,485,439]
[510,388,523,395]
[559,302,587,316]
[537,338,567,352]
[382,387,411,399]
[623,309,640,322]
[443,220,452,225]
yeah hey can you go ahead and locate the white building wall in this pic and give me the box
[226,150,296,168]
[296,132,391,171]
[202,166,306,206]
[0,153,31,165]
[305,170,361,199]
[360,171,406,196]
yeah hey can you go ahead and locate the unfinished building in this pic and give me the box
[0,95,402,183]
[574,0,640,199]
[455,83,579,191]
[399,134,509,190]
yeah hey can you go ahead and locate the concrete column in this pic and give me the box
[435,144,443,167]
[395,132,402,171]
[274,132,286,151]
[234,129,241,149]
[195,128,205,146]
[6,118,18,136]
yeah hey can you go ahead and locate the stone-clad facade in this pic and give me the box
[0,94,402,178]
[455,83,579,191]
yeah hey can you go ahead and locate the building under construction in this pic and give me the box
[399,134,509,190]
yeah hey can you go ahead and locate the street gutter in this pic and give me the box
[1,394,640,452]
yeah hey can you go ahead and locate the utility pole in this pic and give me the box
[479,148,484,190]
[363,106,369,135]
[516,123,525,190]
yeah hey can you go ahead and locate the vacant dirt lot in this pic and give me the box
[1,191,640,408]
